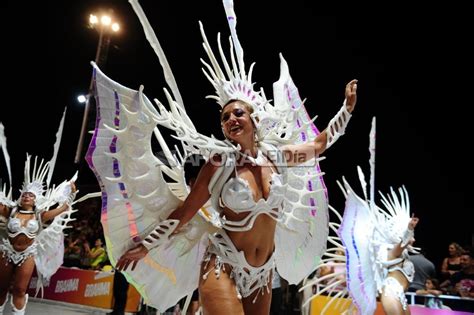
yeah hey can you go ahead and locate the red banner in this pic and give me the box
[27,267,140,312]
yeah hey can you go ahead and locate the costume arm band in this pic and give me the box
[401,228,414,247]
[326,100,352,149]
[63,191,77,206]
[141,219,180,251]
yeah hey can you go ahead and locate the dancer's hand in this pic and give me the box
[345,79,358,113]
[116,244,149,271]
[70,181,77,193]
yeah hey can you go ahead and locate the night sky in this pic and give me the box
[2,1,472,269]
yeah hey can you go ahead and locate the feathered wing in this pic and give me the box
[34,205,76,296]
[87,63,223,312]
[300,204,353,315]
[271,55,329,285]
[337,178,378,315]
[0,154,13,235]
[374,186,412,247]
[46,108,67,188]
[0,123,14,207]
[35,191,101,297]
[45,172,78,206]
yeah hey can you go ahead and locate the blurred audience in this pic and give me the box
[84,237,108,270]
[440,249,474,297]
[440,242,463,280]
[416,278,444,309]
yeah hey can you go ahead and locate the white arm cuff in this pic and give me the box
[401,228,414,247]
[326,100,352,149]
[64,191,77,206]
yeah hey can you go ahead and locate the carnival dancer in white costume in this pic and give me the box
[86,0,357,314]
[301,118,419,315]
[0,110,91,315]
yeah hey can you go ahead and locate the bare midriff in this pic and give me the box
[225,211,276,267]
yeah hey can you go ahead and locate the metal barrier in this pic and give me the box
[406,292,474,313]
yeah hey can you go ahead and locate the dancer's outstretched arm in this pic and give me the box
[116,157,220,271]
[166,157,219,228]
[41,182,77,222]
[283,79,358,167]
[389,216,419,260]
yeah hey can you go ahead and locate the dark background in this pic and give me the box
[2,1,472,271]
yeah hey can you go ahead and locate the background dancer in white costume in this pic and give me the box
[0,111,94,315]
[87,0,357,314]
[302,118,420,315]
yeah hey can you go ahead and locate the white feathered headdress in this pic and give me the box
[0,108,71,209]
[200,0,282,140]
[19,155,49,204]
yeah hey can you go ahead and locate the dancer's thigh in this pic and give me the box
[380,293,410,315]
[242,284,272,315]
[0,255,14,297]
[12,256,35,293]
[199,255,244,315]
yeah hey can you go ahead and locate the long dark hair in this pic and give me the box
[449,242,464,257]
[426,277,441,289]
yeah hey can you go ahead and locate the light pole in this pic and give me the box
[74,13,120,164]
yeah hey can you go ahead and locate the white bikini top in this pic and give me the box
[220,171,286,231]
[7,209,40,239]
[211,146,287,232]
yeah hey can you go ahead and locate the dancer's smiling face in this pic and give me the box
[20,191,36,208]
[221,100,255,144]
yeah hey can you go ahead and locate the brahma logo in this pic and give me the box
[29,277,50,289]
[55,279,80,293]
[84,282,111,297]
